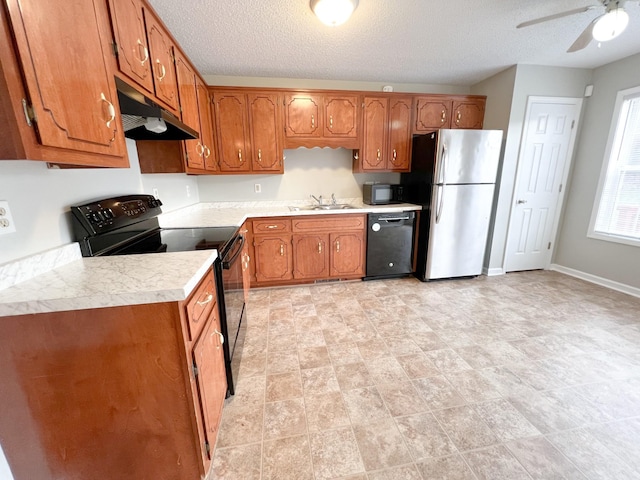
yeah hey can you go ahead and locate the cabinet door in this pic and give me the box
[107,0,154,94]
[193,309,227,468]
[387,97,413,172]
[196,80,217,172]
[415,97,452,132]
[253,235,293,283]
[293,234,329,280]
[324,95,358,138]
[330,231,365,277]
[361,97,388,171]
[284,94,322,137]
[174,53,204,170]
[144,10,179,115]
[248,93,282,172]
[214,93,250,172]
[452,99,486,129]
[5,0,127,161]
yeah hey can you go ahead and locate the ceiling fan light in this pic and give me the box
[310,0,358,26]
[592,8,629,42]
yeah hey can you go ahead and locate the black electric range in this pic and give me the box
[70,194,245,396]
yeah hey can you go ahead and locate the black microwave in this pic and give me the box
[363,183,404,205]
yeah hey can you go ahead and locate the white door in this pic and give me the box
[505,97,582,272]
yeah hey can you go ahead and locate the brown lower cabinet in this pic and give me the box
[250,214,366,287]
[0,269,225,479]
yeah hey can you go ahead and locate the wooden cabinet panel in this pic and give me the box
[175,53,203,170]
[452,99,486,129]
[108,0,154,94]
[388,97,413,171]
[253,218,291,234]
[357,96,412,172]
[293,233,330,279]
[361,97,388,170]
[415,97,452,131]
[185,273,216,341]
[253,235,293,282]
[197,80,217,171]
[330,231,365,277]
[144,10,179,115]
[248,93,282,172]
[284,94,322,137]
[324,95,358,138]
[4,0,128,163]
[292,215,365,233]
[214,93,251,172]
[192,307,226,470]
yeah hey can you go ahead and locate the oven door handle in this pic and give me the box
[222,234,245,269]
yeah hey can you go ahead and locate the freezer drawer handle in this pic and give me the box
[436,185,445,224]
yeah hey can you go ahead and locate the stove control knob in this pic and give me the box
[103,208,114,219]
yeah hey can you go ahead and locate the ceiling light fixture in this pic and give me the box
[592,6,629,42]
[310,0,359,26]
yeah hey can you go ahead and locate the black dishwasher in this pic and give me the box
[366,211,416,279]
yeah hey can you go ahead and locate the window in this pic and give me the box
[589,86,640,247]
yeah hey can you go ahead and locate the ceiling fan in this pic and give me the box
[517,0,637,52]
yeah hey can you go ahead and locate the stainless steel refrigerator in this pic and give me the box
[400,129,503,280]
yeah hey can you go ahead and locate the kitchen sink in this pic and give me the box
[288,204,356,211]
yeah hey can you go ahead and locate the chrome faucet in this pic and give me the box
[331,193,337,205]
[310,194,323,205]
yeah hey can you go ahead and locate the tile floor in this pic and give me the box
[208,271,640,479]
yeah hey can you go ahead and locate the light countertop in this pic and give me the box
[0,199,421,317]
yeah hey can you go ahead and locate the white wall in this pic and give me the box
[0,140,198,265]
[198,147,398,202]
[472,64,593,273]
[553,53,640,289]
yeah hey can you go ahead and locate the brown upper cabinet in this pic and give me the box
[354,96,413,172]
[415,95,486,132]
[212,90,284,174]
[0,0,128,167]
[108,0,180,117]
[284,93,359,149]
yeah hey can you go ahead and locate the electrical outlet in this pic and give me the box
[152,188,159,198]
[186,185,191,198]
[0,201,16,235]
[254,183,261,194]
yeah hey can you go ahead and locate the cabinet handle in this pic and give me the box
[214,329,225,346]
[196,142,204,155]
[353,152,359,161]
[196,293,213,307]
[377,149,381,161]
[99,92,115,128]
[318,242,322,254]
[329,115,333,128]
[441,109,446,123]
[266,225,278,229]
[238,149,243,163]
[280,244,284,256]
[204,145,211,158]
[257,149,262,163]
[392,149,397,161]
[156,60,166,81]
[311,114,315,129]
[456,111,461,125]
[137,39,149,66]
[335,240,340,253]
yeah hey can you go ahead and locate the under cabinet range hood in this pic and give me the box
[115,77,198,141]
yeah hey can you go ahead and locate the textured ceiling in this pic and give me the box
[147,0,640,86]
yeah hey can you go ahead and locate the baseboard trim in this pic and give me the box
[549,264,640,298]
[484,267,505,276]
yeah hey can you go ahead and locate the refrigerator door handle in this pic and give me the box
[435,184,445,224]
[439,143,448,184]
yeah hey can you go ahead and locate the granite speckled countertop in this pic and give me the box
[0,200,421,317]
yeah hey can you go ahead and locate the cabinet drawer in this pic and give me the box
[253,218,291,234]
[292,214,365,233]
[185,271,217,341]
